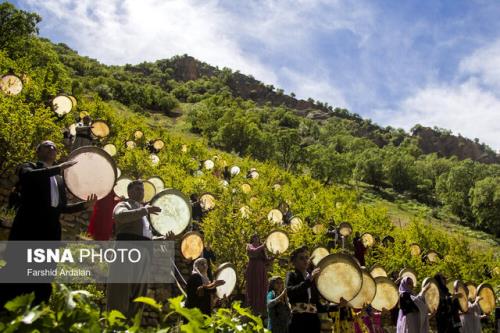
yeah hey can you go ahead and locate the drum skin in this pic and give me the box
[422,277,440,314]
[338,222,352,237]
[91,120,110,138]
[348,268,377,309]
[371,276,399,311]
[241,183,252,194]
[361,233,375,248]
[477,283,495,315]
[200,193,216,211]
[289,216,303,232]
[142,180,156,203]
[64,146,116,200]
[268,209,283,225]
[312,224,325,235]
[410,243,421,256]
[52,95,73,116]
[311,247,329,267]
[399,268,418,287]
[230,166,240,176]
[316,253,363,304]
[426,250,440,263]
[1,74,23,95]
[148,176,165,192]
[453,280,469,313]
[265,230,289,254]
[126,141,136,150]
[149,189,192,236]
[215,263,237,299]
[239,205,250,218]
[103,143,117,157]
[370,264,388,278]
[114,177,132,198]
[150,154,160,165]
[180,231,204,260]
[204,159,215,170]
[134,130,143,139]
[153,139,165,150]
[465,282,477,302]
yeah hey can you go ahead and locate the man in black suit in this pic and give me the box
[0,140,96,307]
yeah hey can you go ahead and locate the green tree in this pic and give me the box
[0,2,41,50]
[353,149,385,187]
[436,160,478,222]
[470,177,500,235]
[308,144,351,185]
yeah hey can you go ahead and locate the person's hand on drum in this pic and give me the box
[84,193,98,209]
[213,279,225,288]
[309,267,321,281]
[59,160,78,170]
[145,204,161,215]
[338,297,348,307]
[164,231,175,240]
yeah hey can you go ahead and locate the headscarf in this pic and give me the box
[192,258,210,284]
[399,276,413,294]
[434,273,450,296]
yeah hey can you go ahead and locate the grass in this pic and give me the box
[358,183,499,253]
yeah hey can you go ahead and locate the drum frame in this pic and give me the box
[265,230,289,255]
[316,253,363,304]
[180,231,204,260]
[399,267,418,286]
[453,280,469,313]
[361,232,375,248]
[90,119,110,138]
[421,277,440,315]
[214,262,237,299]
[142,179,157,203]
[371,276,399,311]
[149,189,192,236]
[147,176,165,193]
[348,268,377,309]
[51,94,73,116]
[476,283,495,315]
[369,264,388,278]
[338,222,353,237]
[199,192,217,212]
[152,139,165,151]
[64,146,117,200]
[1,74,23,95]
[311,247,330,267]
[113,176,132,198]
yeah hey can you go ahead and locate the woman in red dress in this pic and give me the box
[246,234,271,316]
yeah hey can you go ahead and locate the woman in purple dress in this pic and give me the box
[246,234,271,316]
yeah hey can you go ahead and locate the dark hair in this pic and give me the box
[268,276,283,292]
[250,234,259,243]
[290,246,308,262]
[127,180,143,191]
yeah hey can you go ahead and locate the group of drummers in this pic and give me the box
[0,105,496,333]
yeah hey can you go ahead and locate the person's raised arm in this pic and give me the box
[113,203,161,224]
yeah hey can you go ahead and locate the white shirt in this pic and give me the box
[142,216,153,239]
[41,162,59,208]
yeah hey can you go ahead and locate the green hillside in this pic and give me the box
[0,2,498,331]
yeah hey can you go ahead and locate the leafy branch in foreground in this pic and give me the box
[0,284,268,332]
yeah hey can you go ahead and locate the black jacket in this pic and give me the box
[9,161,85,241]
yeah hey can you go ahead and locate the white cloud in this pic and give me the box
[23,0,278,84]
[459,39,500,90]
[19,0,374,109]
[280,67,349,108]
[376,79,500,150]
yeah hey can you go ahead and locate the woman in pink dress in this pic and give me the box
[246,234,271,316]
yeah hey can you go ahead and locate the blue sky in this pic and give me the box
[11,0,500,150]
